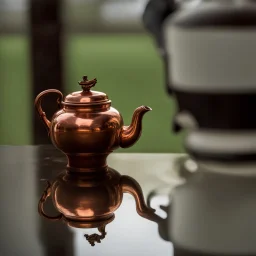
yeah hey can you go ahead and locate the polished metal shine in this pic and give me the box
[35,76,151,170]
[35,76,157,246]
[38,168,160,246]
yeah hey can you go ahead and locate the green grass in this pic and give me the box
[0,35,32,145]
[0,34,184,152]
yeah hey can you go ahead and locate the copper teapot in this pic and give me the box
[35,76,156,246]
[35,75,151,170]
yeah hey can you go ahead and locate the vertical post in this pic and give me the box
[30,1,73,254]
[30,0,63,144]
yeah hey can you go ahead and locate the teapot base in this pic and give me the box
[66,152,110,172]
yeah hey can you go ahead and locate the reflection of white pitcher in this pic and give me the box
[149,161,256,255]
[143,0,256,255]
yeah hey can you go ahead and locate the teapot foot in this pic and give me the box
[66,153,109,172]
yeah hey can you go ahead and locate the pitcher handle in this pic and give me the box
[38,180,63,221]
[142,0,178,95]
[34,89,63,133]
[147,186,171,242]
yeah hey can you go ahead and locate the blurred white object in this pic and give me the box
[101,0,148,24]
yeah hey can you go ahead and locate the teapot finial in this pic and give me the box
[79,76,97,91]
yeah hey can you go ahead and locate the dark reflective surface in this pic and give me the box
[0,146,175,256]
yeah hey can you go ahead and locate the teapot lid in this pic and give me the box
[63,76,111,106]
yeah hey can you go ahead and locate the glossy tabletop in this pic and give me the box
[0,146,186,256]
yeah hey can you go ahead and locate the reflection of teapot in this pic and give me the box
[39,167,160,246]
[35,76,151,170]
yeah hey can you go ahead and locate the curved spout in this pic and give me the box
[120,106,152,148]
[121,175,162,223]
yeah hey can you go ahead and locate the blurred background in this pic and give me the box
[0,0,184,152]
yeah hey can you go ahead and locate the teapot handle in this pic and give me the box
[34,89,63,133]
[38,180,63,221]
[142,0,178,95]
[147,186,171,242]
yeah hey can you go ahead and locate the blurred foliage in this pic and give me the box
[0,35,32,145]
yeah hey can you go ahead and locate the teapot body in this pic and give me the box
[50,106,122,155]
[34,76,151,170]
